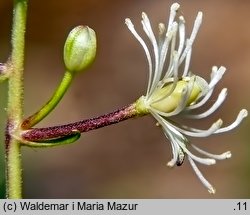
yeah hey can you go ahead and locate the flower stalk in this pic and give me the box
[22,103,146,143]
[22,25,97,129]
[21,70,74,129]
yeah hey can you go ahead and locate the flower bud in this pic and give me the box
[64,26,97,73]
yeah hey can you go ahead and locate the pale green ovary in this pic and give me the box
[150,80,201,113]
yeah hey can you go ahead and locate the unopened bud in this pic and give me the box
[64,26,97,73]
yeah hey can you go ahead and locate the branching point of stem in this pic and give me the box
[21,71,74,129]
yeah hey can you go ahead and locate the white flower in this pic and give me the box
[125,3,248,193]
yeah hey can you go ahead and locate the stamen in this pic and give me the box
[182,46,192,77]
[177,16,185,58]
[186,88,228,119]
[167,3,180,31]
[158,23,166,48]
[189,12,203,44]
[141,13,161,95]
[176,147,185,166]
[164,119,223,137]
[161,22,178,79]
[210,66,218,79]
[191,144,232,160]
[177,140,216,165]
[179,12,203,65]
[209,66,226,89]
[125,18,153,97]
[167,159,177,167]
[167,149,179,167]
[215,109,248,133]
[188,156,216,194]
[166,22,179,77]
[185,66,221,110]
[165,133,179,167]
[150,51,179,104]
[162,123,216,165]
[188,89,214,110]
[188,66,225,108]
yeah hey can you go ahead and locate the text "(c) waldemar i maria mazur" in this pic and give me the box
[19,201,139,211]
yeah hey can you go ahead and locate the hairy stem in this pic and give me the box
[22,103,146,142]
[5,0,28,199]
[5,123,22,199]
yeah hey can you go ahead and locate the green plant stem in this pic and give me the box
[7,142,22,198]
[5,127,22,199]
[5,0,28,199]
[21,70,74,129]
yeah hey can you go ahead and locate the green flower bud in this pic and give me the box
[64,26,97,73]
